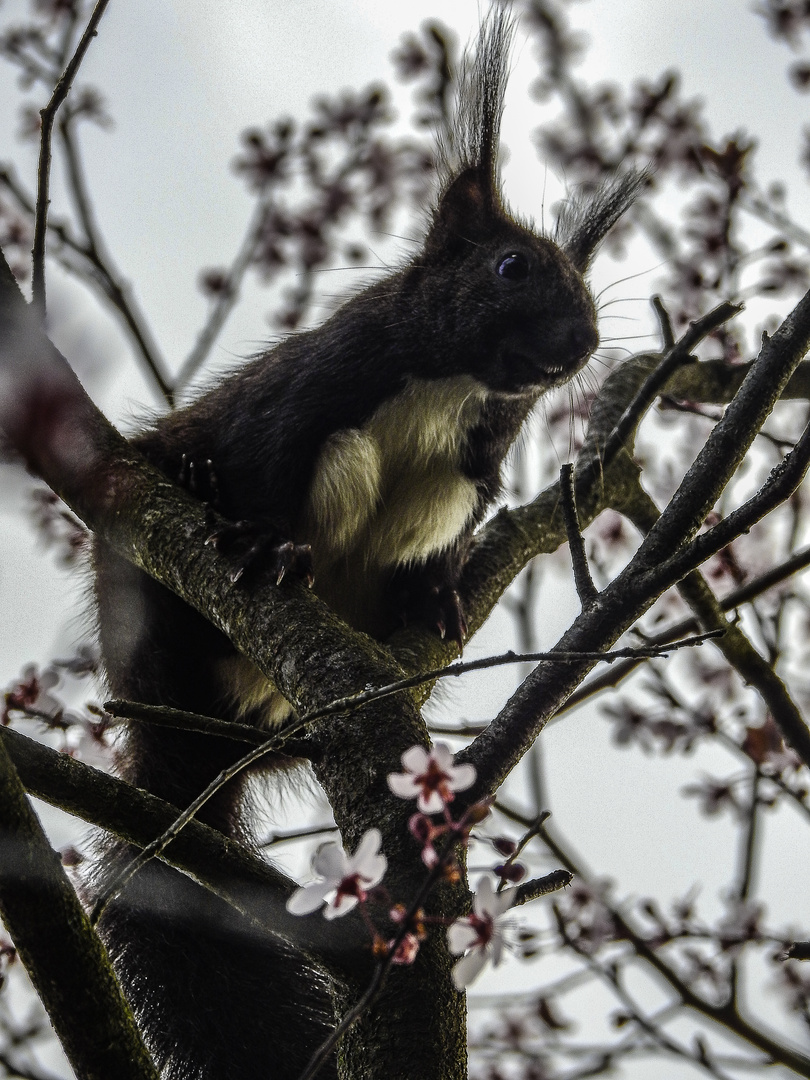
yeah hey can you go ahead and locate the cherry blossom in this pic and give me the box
[286,828,387,920]
[387,743,476,814]
[2,664,62,724]
[389,933,421,965]
[447,877,514,989]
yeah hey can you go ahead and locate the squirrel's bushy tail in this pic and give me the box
[89,546,337,1080]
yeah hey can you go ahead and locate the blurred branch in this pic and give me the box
[0,734,158,1080]
[552,907,743,1080]
[175,195,273,390]
[57,113,174,404]
[496,799,810,1077]
[0,725,356,967]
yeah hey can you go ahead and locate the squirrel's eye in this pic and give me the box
[496,252,529,281]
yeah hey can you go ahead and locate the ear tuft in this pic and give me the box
[431,166,496,244]
[555,169,650,271]
[437,8,514,212]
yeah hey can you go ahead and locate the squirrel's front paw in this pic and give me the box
[178,454,221,506]
[206,521,314,587]
[396,583,467,648]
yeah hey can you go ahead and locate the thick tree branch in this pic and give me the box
[0,735,158,1080]
[0,725,358,969]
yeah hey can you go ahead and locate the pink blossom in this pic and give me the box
[387,743,476,814]
[389,933,421,965]
[447,877,514,988]
[286,828,387,920]
[3,664,62,724]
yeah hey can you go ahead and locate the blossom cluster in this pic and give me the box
[286,742,516,987]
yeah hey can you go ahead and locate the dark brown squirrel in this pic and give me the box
[90,12,643,1080]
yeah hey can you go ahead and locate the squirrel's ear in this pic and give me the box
[428,166,499,249]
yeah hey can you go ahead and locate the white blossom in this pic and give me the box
[387,743,476,814]
[286,828,387,920]
[447,877,514,989]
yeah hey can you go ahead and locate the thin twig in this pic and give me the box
[57,117,174,404]
[558,544,810,716]
[175,197,274,390]
[513,868,572,906]
[579,299,742,486]
[103,630,723,749]
[651,294,675,349]
[656,414,810,588]
[31,0,111,314]
[561,462,598,604]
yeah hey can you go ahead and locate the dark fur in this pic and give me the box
[90,13,642,1079]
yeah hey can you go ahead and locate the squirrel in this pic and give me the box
[89,12,643,1080]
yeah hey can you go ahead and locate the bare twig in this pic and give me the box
[57,117,174,404]
[30,0,111,314]
[561,462,598,604]
[580,299,742,486]
[103,629,723,747]
[513,868,572,906]
[559,544,810,716]
[175,197,274,390]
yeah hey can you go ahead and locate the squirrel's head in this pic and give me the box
[419,165,599,395]
[408,9,646,398]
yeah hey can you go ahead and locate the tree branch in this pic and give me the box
[0,734,158,1080]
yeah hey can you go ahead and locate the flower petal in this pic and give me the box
[401,745,430,773]
[472,877,497,917]
[448,762,476,792]
[387,773,421,799]
[324,893,359,920]
[452,948,488,989]
[431,742,454,769]
[417,790,446,815]
[447,919,480,954]
[352,828,382,867]
[286,881,333,915]
[312,841,347,881]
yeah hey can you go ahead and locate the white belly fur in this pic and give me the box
[220,375,489,725]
